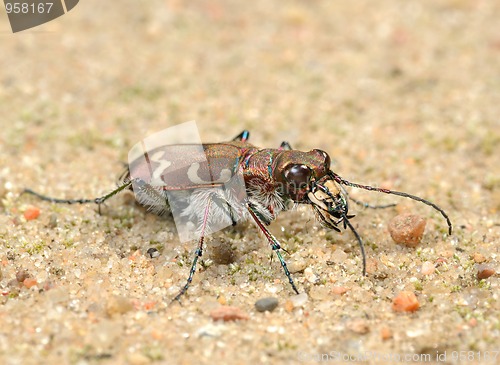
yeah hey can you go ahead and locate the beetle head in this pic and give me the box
[276,149,331,202]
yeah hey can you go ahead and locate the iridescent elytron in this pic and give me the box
[23,130,453,301]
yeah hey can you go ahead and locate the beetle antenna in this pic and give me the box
[338,184,397,210]
[342,214,367,276]
[330,172,452,235]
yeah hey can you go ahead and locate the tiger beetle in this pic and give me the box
[23,129,453,302]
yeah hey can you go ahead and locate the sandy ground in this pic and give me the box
[1,0,499,364]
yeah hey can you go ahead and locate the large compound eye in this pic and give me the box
[283,164,312,189]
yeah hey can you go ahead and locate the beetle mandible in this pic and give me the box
[24,130,453,301]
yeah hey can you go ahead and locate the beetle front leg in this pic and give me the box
[247,203,299,295]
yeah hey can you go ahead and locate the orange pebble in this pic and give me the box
[388,214,426,247]
[210,306,249,322]
[477,265,496,280]
[392,291,420,312]
[380,326,393,340]
[23,206,40,221]
[331,286,349,295]
[23,278,37,288]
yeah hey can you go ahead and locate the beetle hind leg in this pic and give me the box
[171,198,213,303]
[171,237,205,303]
[22,180,133,214]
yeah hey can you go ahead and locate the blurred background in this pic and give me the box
[1,0,499,363]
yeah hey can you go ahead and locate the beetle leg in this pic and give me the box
[247,202,299,295]
[171,198,213,303]
[279,141,293,150]
[171,238,205,304]
[22,179,133,215]
[232,130,250,142]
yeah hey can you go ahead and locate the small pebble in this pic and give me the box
[255,297,279,312]
[23,278,37,289]
[197,323,223,338]
[392,291,420,312]
[388,214,426,247]
[146,247,160,258]
[210,306,249,321]
[380,326,393,340]
[365,258,378,275]
[287,292,308,309]
[48,213,58,228]
[217,295,227,305]
[421,261,435,275]
[331,286,349,295]
[23,206,40,221]
[304,267,319,284]
[331,248,348,263]
[476,264,496,280]
[472,253,486,263]
[287,258,307,273]
[16,270,30,283]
